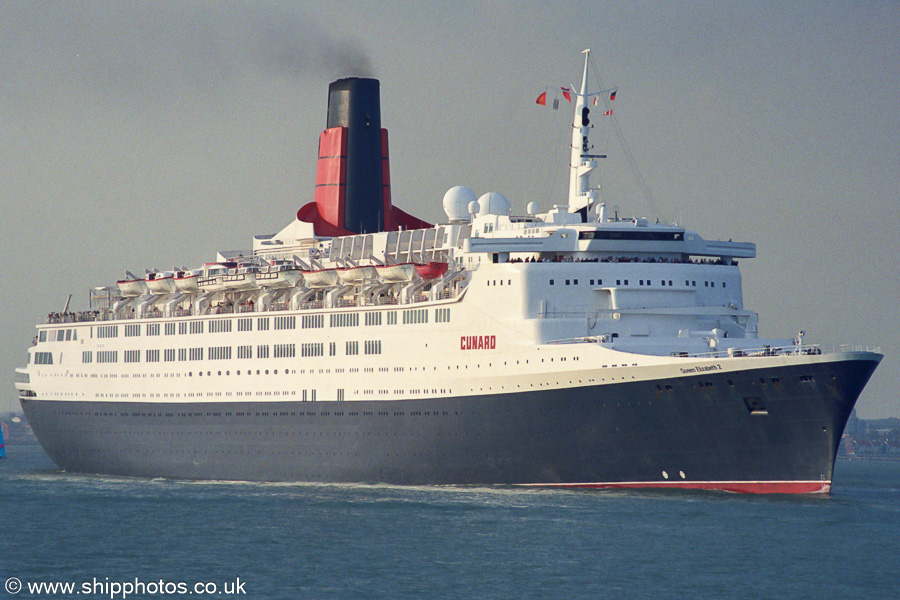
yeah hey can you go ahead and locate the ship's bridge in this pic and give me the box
[461,210,755,266]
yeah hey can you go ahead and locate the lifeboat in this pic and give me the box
[414,262,449,279]
[337,265,378,283]
[116,275,148,297]
[303,268,340,288]
[256,261,303,289]
[197,264,229,293]
[376,262,416,282]
[145,271,177,295]
[174,269,202,293]
[222,264,260,291]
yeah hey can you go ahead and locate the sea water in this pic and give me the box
[2,444,898,600]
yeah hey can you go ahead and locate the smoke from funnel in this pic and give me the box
[0,3,375,105]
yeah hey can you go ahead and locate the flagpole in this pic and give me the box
[533,51,617,217]
[568,49,593,213]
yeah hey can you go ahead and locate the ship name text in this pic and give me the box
[461,335,497,350]
[680,364,723,374]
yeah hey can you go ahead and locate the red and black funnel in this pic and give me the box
[297,77,430,236]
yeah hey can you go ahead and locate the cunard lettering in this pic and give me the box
[460,335,496,350]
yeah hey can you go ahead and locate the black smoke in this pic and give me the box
[0,2,375,105]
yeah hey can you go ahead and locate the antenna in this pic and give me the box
[537,52,616,217]
[565,50,611,217]
[566,50,592,214]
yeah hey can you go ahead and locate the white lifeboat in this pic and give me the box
[174,269,202,293]
[256,261,303,289]
[116,273,148,297]
[376,262,416,282]
[145,271,177,295]
[337,265,377,283]
[197,264,229,293]
[303,268,340,288]
[222,264,260,291]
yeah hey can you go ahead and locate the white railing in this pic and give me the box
[545,338,882,360]
[829,344,883,354]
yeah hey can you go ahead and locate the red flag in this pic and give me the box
[609,90,617,101]
[561,87,572,103]
[604,109,613,116]
[536,91,547,106]
[592,96,598,106]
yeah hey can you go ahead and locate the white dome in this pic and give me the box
[526,201,540,215]
[442,186,477,221]
[477,192,511,216]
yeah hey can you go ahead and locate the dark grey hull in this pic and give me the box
[21,355,880,493]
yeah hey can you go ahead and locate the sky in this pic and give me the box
[1,0,897,417]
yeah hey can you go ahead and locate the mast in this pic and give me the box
[567,49,600,216]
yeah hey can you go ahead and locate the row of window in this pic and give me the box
[98,350,117,363]
[209,346,232,360]
[51,352,583,371]
[300,343,324,357]
[95,340,381,364]
[97,325,118,338]
[274,316,295,330]
[77,338,387,364]
[274,344,295,358]
[549,277,726,288]
[331,313,359,328]
[302,315,324,329]
[209,320,232,333]
[39,329,79,343]
[42,308,452,343]
[402,309,428,324]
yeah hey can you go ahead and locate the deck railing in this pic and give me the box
[547,337,882,359]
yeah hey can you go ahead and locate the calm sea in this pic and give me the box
[2,444,898,600]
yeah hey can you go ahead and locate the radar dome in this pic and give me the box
[442,186,477,221]
[526,201,540,215]
[477,192,511,217]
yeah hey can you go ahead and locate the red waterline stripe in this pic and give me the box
[527,480,831,494]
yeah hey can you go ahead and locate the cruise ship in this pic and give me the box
[15,51,881,493]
